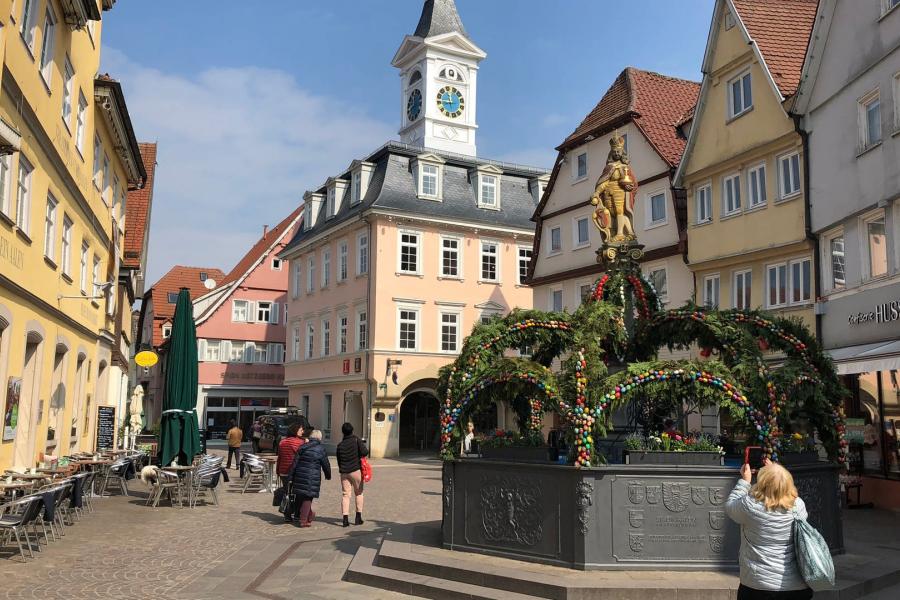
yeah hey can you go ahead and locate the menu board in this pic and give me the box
[95,406,116,451]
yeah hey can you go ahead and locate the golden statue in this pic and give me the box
[590,135,638,244]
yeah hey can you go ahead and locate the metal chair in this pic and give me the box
[145,468,180,508]
[0,496,43,561]
[240,459,266,494]
[190,461,223,507]
[99,460,130,496]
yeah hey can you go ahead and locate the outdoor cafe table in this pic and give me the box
[37,467,75,476]
[0,480,33,498]
[5,472,51,483]
[258,455,278,493]
[71,460,113,496]
[161,465,197,507]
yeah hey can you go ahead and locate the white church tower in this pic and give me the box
[392,0,486,157]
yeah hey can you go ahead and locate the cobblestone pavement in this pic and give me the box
[0,453,442,600]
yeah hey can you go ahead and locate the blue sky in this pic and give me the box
[102,0,714,284]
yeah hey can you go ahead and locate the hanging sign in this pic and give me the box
[95,406,116,451]
[135,350,159,368]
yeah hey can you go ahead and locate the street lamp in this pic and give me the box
[58,281,115,301]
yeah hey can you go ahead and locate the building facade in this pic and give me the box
[793,0,900,507]
[528,68,698,316]
[280,0,545,457]
[191,209,301,440]
[0,0,146,470]
[675,0,817,329]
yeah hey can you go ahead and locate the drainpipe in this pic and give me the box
[792,113,822,342]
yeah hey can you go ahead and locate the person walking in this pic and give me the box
[336,422,368,527]
[725,458,812,600]
[287,429,330,527]
[277,423,305,523]
[226,420,243,469]
[251,419,263,453]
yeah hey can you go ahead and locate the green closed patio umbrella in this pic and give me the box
[159,288,201,466]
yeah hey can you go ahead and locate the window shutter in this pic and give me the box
[267,343,276,364]
[222,340,232,361]
[247,301,256,323]
[244,343,254,363]
[231,300,237,322]
[198,339,207,361]
[270,302,280,324]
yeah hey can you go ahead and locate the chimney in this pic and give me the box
[262,225,269,239]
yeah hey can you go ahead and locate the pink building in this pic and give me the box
[191,208,303,439]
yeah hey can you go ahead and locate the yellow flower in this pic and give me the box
[792,433,803,440]
[661,432,669,439]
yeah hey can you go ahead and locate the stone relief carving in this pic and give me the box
[628,509,644,529]
[709,534,725,553]
[662,482,690,513]
[627,480,646,504]
[575,481,593,534]
[629,533,645,553]
[481,477,543,546]
[691,486,707,506]
[709,487,726,505]
[646,485,661,504]
[708,510,725,531]
[443,472,453,516]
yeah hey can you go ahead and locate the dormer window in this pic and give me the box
[303,202,312,230]
[303,192,324,230]
[352,171,362,203]
[327,187,336,219]
[349,161,375,205]
[473,164,503,210]
[412,153,445,201]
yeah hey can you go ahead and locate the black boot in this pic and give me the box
[355,512,364,525]
[342,515,350,528]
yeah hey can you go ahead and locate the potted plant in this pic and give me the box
[480,429,549,462]
[623,432,725,466]
[779,432,820,465]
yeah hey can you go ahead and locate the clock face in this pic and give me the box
[437,86,465,119]
[407,89,422,122]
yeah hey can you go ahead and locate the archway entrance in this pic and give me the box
[399,391,440,452]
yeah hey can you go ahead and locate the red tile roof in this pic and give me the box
[123,143,157,269]
[731,0,818,98]
[558,68,699,168]
[219,206,304,287]
[147,265,225,347]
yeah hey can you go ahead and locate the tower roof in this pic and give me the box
[414,0,468,39]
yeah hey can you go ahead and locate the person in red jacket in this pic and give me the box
[277,423,305,523]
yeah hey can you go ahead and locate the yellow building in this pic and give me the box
[0,0,145,469]
[675,0,818,329]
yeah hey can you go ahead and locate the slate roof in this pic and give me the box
[414,0,468,39]
[147,266,225,347]
[732,0,817,98]
[281,142,548,256]
[219,206,303,288]
[123,143,157,270]
[558,67,699,167]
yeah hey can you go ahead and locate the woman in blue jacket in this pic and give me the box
[288,430,331,527]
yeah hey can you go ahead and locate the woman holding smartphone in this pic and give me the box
[725,457,812,599]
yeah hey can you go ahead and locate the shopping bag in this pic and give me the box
[273,486,284,507]
[793,513,835,591]
[360,457,372,483]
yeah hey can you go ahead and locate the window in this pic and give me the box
[895,73,900,131]
[480,241,499,282]
[303,202,312,231]
[551,289,563,312]
[790,258,812,304]
[723,173,741,215]
[112,176,120,221]
[16,157,34,234]
[728,71,752,118]
[645,192,666,226]
[20,0,38,52]
[39,8,56,85]
[92,136,102,188]
[696,184,712,223]
[549,226,562,253]
[269,343,285,365]
[80,242,88,294]
[92,255,101,296]
[828,234,845,290]
[327,187,336,218]
[292,325,301,361]
[232,299,248,322]
[579,283,593,304]
[162,325,172,339]
[883,0,900,15]
[574,152,588,180]
[865,213,888,279]
[321,248,330,287]
[747,163,767,208]
[323,394,333,440]
[307,256,315,293]
[766,258,811,307]
[75,93,87,152]
[61,216,72,276]
[733,269,752,310]
[357,232,368,275]
[338,241,348,281]
[648,267,668,303]
[292,262,301,298]
[703,275,720,309]
[62,57,74,126]
[479,175,498,208]
[253,344,268,364]
[205,340,221,362]
[229,341,245,363]
[441,236,460,278]
[441,312,459,352]
[778,153,801,198]
[102,154,110,204]
[321,319,331,356]
[398,308,418,350]
[0,155,10,217]
[257,301,272,323]
[574,217,590,247]
[301,395,310,418]
[399,231,420,274]
[352,171,362,204]
[357,311,368,350]
[517,247,532,285]
[421,164,439,198]
[858,90,882,152]
[306,323,314,359]
[271,258,282,271]
[339,316,348,354]
[767,263,788,307]
[43,194,57,261]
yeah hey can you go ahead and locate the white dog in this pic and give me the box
[140,465,159,486]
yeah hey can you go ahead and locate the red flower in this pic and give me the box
[675,435,682,442]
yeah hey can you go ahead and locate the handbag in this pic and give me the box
[360,457,372,483]
[279,483,295,515]
[793,510,835,591]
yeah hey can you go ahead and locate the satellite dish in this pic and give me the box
[204,278,217,290]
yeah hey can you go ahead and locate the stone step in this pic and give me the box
[345,545,543,600]
[818,552,900,600]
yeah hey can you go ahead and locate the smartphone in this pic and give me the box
[744,446,764,472]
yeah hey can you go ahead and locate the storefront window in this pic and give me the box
[857,372,883,474]
[884,370,900,478]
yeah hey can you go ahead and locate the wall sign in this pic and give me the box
[3,377,21,441]
[848,300,900,326]
[95,406,116,451]
[343,359,351,375]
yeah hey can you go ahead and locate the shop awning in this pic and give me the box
[828,340,900,375]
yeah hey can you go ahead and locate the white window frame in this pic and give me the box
[0,155,10,218]
[695,183,712,224]
[477,172,501,209]
[292,261,302,298]
[727,70,753,119]
[789,258,813,305]
[766,263,788,308]
[398,229,422,275]
[306,323,315,359]
[291,324,301,361]
[882,0,900,16]
[722,172,742,216]
[232,300,249,322]
[257,301,277,324]
[517,245,532,285]
[75,93,87,153]
[418,162,442,200]
[339,315,348,354]
[61,215,72,277]
[550,287,564,312]
[307,256,315,293]
[20,0,39,52]
[861,210,888,280]
[479,239,500,283]
[323,394,333,440]
[577,281,594,305]
[733,269,752,310]
[439,234,462,279]
[91,255,101,297]
[858,89,882,151]
[352,170,362,205]
[61,56,74,128]
[162,324,172,339]
[645,265,668,304]
[16,156,34,235]
[894,72,900,133]
[357,232,369,275]
[321,318,331,357]
[397,306,420,352]
[271,257,282,271]
[572,151,588,182]
[326,186,336,219]
[703,274,720,309]
[548,226,562,255]
[439,310,462,353]
[321,248,331,288]
[357,310,368,351]
[338,241,348,282]
[92,135,102,189]
[573,216,590,248]
[646,189,668,228]
[43,193,57,261]
[822,228,846,291]
[102,154,110,205]
[766,257,811,308]
[777,152,802,200]
[746,162,767,209]
[79,242,88,294]
[205,340,221,362]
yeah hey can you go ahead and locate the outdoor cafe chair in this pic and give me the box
[145,468,180,508]
[99,460,130,497]
[240,459,266,494]
[190,462,223,507]
[0,496,43,561]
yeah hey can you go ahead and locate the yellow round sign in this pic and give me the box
[135,350,158,368]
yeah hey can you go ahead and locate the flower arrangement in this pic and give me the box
[625,432,724,455]
[781,432,815,453]
[479,429,544,450]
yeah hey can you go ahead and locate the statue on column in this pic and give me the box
[590,135,638,245]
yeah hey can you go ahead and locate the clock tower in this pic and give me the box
[392,0,486,157]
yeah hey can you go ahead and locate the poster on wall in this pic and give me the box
[3,377,21,441]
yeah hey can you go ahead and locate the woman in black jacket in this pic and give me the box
[336,422,368,527]
[288,430,331,527]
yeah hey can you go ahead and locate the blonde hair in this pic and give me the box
[309,430,323,441]
[751,462,798,511]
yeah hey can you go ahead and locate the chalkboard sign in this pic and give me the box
[96,406,116,451]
